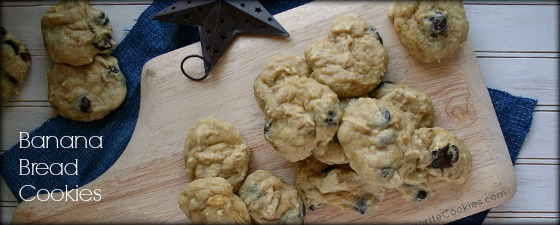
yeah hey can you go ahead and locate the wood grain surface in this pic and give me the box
[9,1,516,223]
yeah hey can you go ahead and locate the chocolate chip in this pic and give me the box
[377,130,396,147]
[429,11,448,37]
[450,145,459,163]
[6,74,18,84]
[402,183,415,188]
[321,165,336,174]
[0,26,6,36]
[332,134,339,143]
[378,80,395,87]
[5,40,19,55]
[79,96,91,113]
[380,107,391,122]
[109,66,119,73]
[20,51,31,62]
[368,80,395,96]
[430,144,457,170]
[92,35,113,51]
[97,12,109,26]
[324,110,337,126]
[380,167,393,178]
[263,121,271,135]
[300,199,306,217]
[352,196,368,214]
[414,190,428,202]
[309,205,316,211]
[369,26,383,45]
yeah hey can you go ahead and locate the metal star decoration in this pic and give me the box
[152,0,290,80]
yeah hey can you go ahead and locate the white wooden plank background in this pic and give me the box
[1,1,558,224]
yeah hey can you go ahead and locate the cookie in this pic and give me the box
[264,76,341,162]
[387,1,469,63]
[41,0,116,66]
[178,177,251,224]
[184,116,250,192]
[253,54,311,112]
[337,98,414,188]
[47,54,126,122]
[311,98,359,165]
[1,27,32,104]
[239,170,305,224]
[368,81,434,128]
[294,156,386,214]
[311,136,348,165]
[305,14,388,98]
[397,127,472,201]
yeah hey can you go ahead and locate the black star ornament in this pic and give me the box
[152,0,290,80]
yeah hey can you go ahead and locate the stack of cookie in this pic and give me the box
[253,11,472,215]
[41,0,126,122]
[1,27,32,104]
[179,116,306,224]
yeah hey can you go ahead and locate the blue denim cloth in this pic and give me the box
[0,1,537,224]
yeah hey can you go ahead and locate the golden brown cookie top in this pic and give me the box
[178,177,251,224]
[47,54,126,121]
[239,170,305,224]
[41,0,116,66]
[369,81,434,128]
[1,27,32,104]
[387,1,469,63]
[305,14,388,98]
[183,116,250,192]
[264,76,341,162]
[253,54,311,112]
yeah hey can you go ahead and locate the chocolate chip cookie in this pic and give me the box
[47,54,126,122]
[305,14,388,98]
[178,177,251,224]
[387,1,469,63]
[1,27,31,104]
[253,54,311,112]
[295,156,386,214]
[41,0,116,66]
[368,81,434,128]
[397,127,472,201]
[184,116,250,192]
[239,170,305,224]
[337,98,414,188]
[264,76,341,162]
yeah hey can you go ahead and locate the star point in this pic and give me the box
[152,0,290,80]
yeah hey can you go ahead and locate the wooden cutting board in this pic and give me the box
[12,1,515,224]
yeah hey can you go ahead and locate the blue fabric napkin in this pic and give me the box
[0,1,537,224]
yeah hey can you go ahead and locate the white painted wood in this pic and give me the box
[491,165,559,212]
[464,0,560,5]
[0,206,16,225]
[479,58,559,106]
[0,107,53,150]
[0,177,17,202]
[484,217,560,225]
[465,5,560,52]
[486,212,560,225]
[518,112,559,160]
